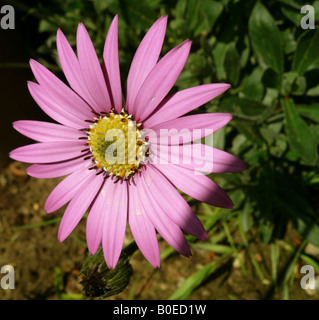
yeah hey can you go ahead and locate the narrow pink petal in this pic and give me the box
[44,164,92,213]
[152,161,234,209]
[152,144,247,173]
[77,23,112,113]
[26,157,87,179]
[9,141,84,164]
[28,81,87,129]
[145,165,207,240]
[143,84,231,128]
[126,16,167,113]
[102,181,128,269]
[86,178,114,255]
[147,113,232,145]
[137,171,192,257]
[58,172,104,242]
[133,40,191,122]
[209,148,247,172]
[29,59,93,120]
[13,120,86,142]
[56,29,102,112]
[128,178,160,268]
[103,15,122,113]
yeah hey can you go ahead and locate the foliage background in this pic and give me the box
[2,0,319,299]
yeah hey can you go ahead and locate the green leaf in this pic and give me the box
[314,1,319,22]
[240,35,250,68]
[213,42,228,80]
[297,219,319,247]
[240,67,264,101]
[280,29,297,55]
[220,97,267,117]
[105,0,158,31]
[224,42,241,85]
[281,72,298,95]
[281,6,301,26]
[296,104,319,123]
[262,68,281,90]
[193,0,223,36]
[249,2,283,77]
[292,30,319,75]
[310,125,319,144]
[175,0,188,19]
[262,88,279,108]
[167,253,230,300]
[307,84,319,96]
[183,0,223,36]
[291,76,306,96]
[240,201,254,232]
[282,98,318,165]
[260,221,274,244]
[260,121,283,145]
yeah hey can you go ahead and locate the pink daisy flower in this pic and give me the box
[10,16,246,269]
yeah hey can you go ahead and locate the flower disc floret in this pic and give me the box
[88,110,147,179]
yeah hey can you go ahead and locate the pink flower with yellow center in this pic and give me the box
[10,16,246,268]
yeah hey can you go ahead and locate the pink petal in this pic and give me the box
[9,141,84,164]
[133,40,191,122]
[86,178,114,255]
[27,157,87,179]
[77,23,112,113]
[147,113,232,145]
[58,172,104,242]
[44,164,92,213]
[103,15,122,113]
[143,84,231,128]
[152,144,247,173]
[56,29,102,112]
[29,59,93,120]
[152,161,234,209]
[126,16,167,113]
[128,178,160,268]
[102,180,128,269]
[210,148,247,172]
[137,171,192,257]
[145,165,207,240]
[13,120,86,142]
[28,81,87,129]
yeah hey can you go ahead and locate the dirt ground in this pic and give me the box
[0,160,318,300]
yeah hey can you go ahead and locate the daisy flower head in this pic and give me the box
[10,16,246,269]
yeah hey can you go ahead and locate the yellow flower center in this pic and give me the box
[87,111,147,179]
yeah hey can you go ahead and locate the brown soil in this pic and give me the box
[0,161,317,300]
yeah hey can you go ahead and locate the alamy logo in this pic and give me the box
[300,265,318,290]
[1,5,15,30]
[1,265,15,289]
[301,5,315,29]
